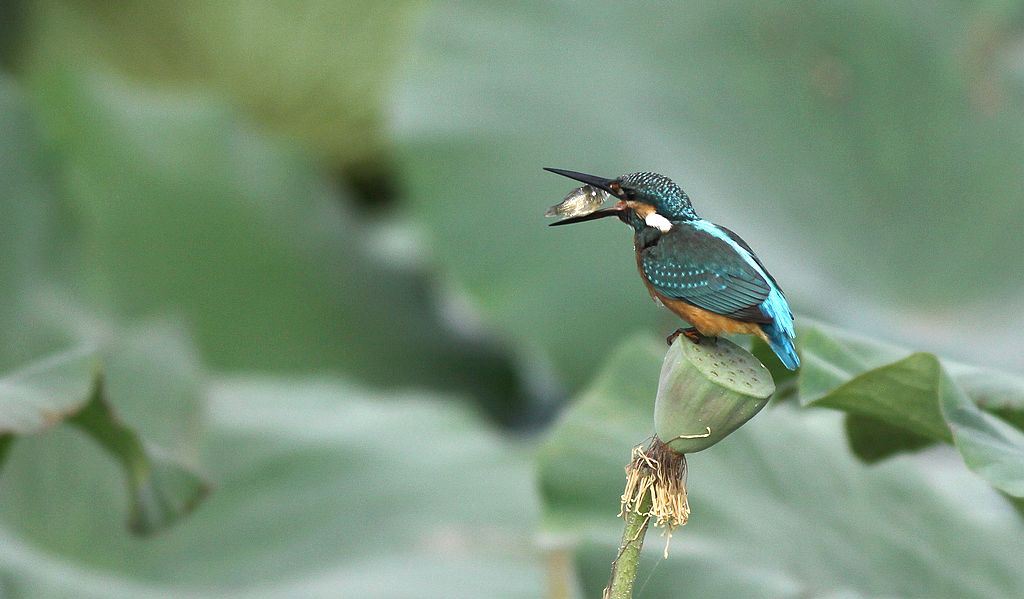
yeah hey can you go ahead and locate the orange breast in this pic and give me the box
[660,296,768,340]
[635,253,768,342]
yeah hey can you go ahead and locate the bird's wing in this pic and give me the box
[639,225,772,323]
[716,224,782,291]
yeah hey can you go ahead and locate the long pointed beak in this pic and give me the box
[543,167,621,196]
[549,201,627,226]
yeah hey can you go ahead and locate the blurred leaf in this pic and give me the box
[991,407,1024,432]
[538,334,1024,598]
[0,1,26,70]
[796,322,1024,496]
[0,346,96,436]
[537,335,661,534]
[950,363,1024,427]
[394,1,1024,385]
[0,378,542,598]
[27,68,546,425]
[399,137,650,389]
[940,375,1024,497]
[751,337,797,389]
[0,72,81,371]
[795,323,908,403]
[0,342,208,535]
[2,71,214,534]
[67,382,209,534]
[101,320,206,454]
[1009,495,1024,519]
[799,321,1024,417]
[19,0,422,167]
[843,413,935,463]
[807,353,953,441]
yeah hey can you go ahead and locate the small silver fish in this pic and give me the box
[545,185,611,218]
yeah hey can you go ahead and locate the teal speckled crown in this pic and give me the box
[618,172,697,221]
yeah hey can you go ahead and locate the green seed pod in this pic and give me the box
[655,337,775,453]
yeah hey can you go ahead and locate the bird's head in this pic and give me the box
[544,168,697,231]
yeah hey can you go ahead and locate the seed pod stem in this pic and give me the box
[605,438,688,599]
[604,459,651,599]
[604,338,776,598]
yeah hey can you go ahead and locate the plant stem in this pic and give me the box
[604,490,652,599]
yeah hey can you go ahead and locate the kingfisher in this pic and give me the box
[545,168,799,370]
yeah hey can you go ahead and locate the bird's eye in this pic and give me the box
[608,181,626,197]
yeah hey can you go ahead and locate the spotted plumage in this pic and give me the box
[545,168,799,370]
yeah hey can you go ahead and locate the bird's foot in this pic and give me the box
[666,327,705,346]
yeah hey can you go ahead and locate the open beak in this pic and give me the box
[543,167,621,196]
[548,201,627,226]
[544,167,628,226]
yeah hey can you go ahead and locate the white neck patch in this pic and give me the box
[644,212,673,232]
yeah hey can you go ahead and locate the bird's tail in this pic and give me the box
[760,321,800,371]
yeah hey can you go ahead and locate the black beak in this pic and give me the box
[543,167,622,196]
[548,201,627,226]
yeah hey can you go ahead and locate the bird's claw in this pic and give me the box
[666,327,704,346]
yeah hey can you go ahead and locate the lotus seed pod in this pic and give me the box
[654,337,775,453]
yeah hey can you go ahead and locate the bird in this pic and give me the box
[545,168,799,370]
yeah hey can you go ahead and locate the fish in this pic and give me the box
[544,184,611,218]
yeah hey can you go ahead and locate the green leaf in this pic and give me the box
[100,320,206,454]
[951,364,1024,427]
[1,72,208,535]
[0,346,97,436]
[940,372,1024,497]
[27,67,545,425]
[67,383,209,534]
[750,337,797,392]
[808,353,952,442]
[0,379,543,597]
[0,72,82,372]
[0,340,208,535]
[537,335,662,535]
[843,413,934,463]
[538,335,1024,598]
[795,322,908,403]
[796,322,1024,496]
[795,322,1024,421]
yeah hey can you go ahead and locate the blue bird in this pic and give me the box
[546,168,799,370]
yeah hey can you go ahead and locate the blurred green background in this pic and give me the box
[1,1,1023,597]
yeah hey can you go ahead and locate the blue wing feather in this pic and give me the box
[639,224,771,323]
[641,220,800,370]
[690,221,799,370]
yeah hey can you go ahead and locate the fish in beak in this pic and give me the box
[543,168,627,226]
